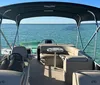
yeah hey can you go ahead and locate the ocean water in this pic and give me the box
[1,24,100,64]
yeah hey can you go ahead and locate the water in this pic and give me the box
[1,24,100,64]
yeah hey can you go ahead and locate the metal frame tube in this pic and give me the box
[87,11,99,60]
[78,26,84,49]
[76,25,79,48]
[83,11,99,60]
[0,18,2,55]
[0,9,12,51]
[83,27,100,51]
[13,14,20,48]
[76,15,84,49]
[83,11,99,51]
[54,52,57,69]
[0,29,12,49]
[13,25,19,48]
[76,25,84,49]
[16,14,20,46]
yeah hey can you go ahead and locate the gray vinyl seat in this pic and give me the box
[8,46,28,72]
[64,56,93,85]
[39,44,68,67]
[0,58,10,70]
[8,53,24,72]
[12,46,28,60]
[73,70,100,85]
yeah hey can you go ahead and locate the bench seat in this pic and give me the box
[73,70,100,85]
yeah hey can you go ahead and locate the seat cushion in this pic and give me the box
[73,70,100,85]
[12,46,28,58]
[0,70,23,85]
[66,56,88,62]
[39,44,68,54]
[64,56,93,85]
[40,54,63,67]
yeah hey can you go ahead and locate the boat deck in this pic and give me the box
[29,58,67,85]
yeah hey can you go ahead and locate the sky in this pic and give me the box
[1,0,100,24]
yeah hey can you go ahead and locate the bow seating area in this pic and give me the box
[37,44,93,85]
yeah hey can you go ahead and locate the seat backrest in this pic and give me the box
[64,46,79,56]
[73,70,100,85]
[8,53,24,72]
[12,46,28,59]
[64,56,93,85]
[0,58,10,70]
[8,60,23,72]
[40,45,68,54]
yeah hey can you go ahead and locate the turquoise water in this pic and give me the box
[1,24,100,64]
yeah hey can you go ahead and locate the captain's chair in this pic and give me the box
[12,46,28,59]
[8,53,24,72]
[45,39,52,44]
[8,46,28,72]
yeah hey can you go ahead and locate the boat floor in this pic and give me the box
[29,58,67,85]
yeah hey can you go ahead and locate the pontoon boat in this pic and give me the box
[0,1,100,85]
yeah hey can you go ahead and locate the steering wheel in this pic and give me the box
[9,53,23,61]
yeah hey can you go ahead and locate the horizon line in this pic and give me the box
[2,22,98,24]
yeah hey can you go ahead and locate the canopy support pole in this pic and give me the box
[83,11,99,60]
[0,29,12,49]
[13,24,19,48]
[76,24,79,48]
[0,9,12,51]
[83,27,100,51]
[0,18,2,55]
[13,14,20,48]
[76,15,84,49]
